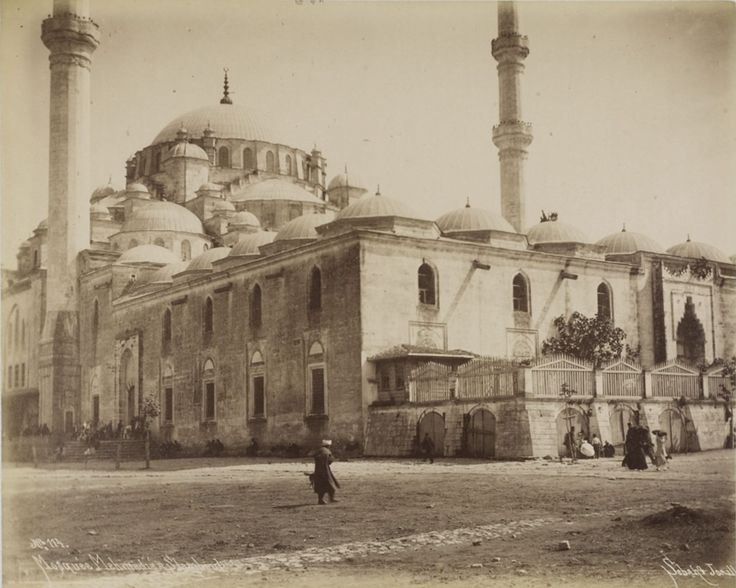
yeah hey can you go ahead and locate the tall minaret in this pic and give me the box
[492,1,533,234]
[39,0,99,433]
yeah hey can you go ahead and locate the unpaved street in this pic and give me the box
[3,451,735,587]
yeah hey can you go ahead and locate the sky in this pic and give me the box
[1,0,735,267]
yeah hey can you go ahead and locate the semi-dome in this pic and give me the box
[228,210,260,228]
[436,204,515,234]
[117,244,179,265]
[666,238,729,263]
[197,182,223,193]
[126,182,150,195]
[186,246,231,271]
[90,181,117,202]
[596,227,663,254]
[526,218,588,245]
[336,190,416,220]
[229,230,276,257]
[147,261,189,286]
[212,199,235,213]
[168,141,209,161]
[328,171,366,191]
[230,179,324,204]
[90,201,111,219]
[152,103,271,145]
[120,201,204,234]
[274,213,328,242]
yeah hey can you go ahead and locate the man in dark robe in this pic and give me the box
[312,440,340,505]
[622,425,648,470]
[420,433,435,463]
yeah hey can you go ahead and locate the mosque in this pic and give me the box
[3,0,735,458]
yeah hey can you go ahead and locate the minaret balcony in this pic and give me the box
[492,34,529,61]
[42,15,100,54]
[492,121,534,149]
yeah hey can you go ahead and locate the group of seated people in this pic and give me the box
[564,428,616,459]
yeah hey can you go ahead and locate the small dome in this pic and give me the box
[526,218,588,245]
[336,190,416,220]
[186,247,231,271]
[328,172,366,191]
[436,204,515,234]
[90,201,111,219]
[229,230,277,257]
[231,179,324,204]
[168,141,209,161]
[152,103,272,145]
[228,210,260,228]
[212,199,235,213]
[19,240,31,249]
[36,219,48,231]
[148,261,189,285]
[274,213,328,242]
[197,182,223,193]
[91,180,117,202]
[120,201,204,234]
[596,228,663,254]
[117,244,179,265]
[126,182,150,194]
[666,238,729,263]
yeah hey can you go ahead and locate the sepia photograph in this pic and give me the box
[1,0,735,586]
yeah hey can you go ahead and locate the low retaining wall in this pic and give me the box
[365,398,733,458]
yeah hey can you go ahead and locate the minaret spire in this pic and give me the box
[492,1,533,233]
[220,68,232,104]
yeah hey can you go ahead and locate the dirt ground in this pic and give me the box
[2,450,735,588]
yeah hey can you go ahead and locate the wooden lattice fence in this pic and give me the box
[650,360,700,399]
[530,354,594,397]
[601,359,644,397]
[409,362,452,403]
[455,357,519,399]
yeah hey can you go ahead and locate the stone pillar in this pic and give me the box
[492,1,533,234]
[643,371,653,398]
[39,0,100,434]
[593,370,603,398]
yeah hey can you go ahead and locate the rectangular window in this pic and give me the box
[380,372,390,390]
[92,395,100,423]
[8,368,13,389]
[395,364,405,390]
[21,363,26,387]
[253,375,265,417]
[310,367,325,415]
[14,365,19,388]
[205,382,215,420]
[165,388,173,422]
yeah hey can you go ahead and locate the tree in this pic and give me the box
[542,311,627,368]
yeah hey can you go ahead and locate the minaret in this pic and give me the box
[39,0,100,433]
[492,1,533,234]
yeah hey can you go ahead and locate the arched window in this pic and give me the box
[512,273,530,313]
[129,239,139,249]
[218,146,230,168]
[597,282,613,321]
[309,266,322,311]
[163,364,174,423]
[154,237,165,247]
[162,308,172,352]
[243,148,254,170]
[21,320,26,348]
[33,250,39,267]
[418,263,437,306]
[203,297,214,336]
[284,154,292,176]
[203,358,216,421]
[13,308,20,351]
[154,151,162,173]
[266,151,275,172]
[250,284,262,327]
[92,300,99,360]
[307,342,326,415]
[250,350,265,418]
[181,240,191,261]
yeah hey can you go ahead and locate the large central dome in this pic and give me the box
[151,103,271,145]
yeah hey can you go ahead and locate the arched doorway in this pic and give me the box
[609,405,637,451]
[417,411,445,457]
[120,349,137,424]
[676,297,705,365]
[466,408,496,458]
[556,407,589,457]
[658,409,686,453]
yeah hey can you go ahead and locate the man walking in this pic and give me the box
[420,433,435,464]
[312,440,340,505]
